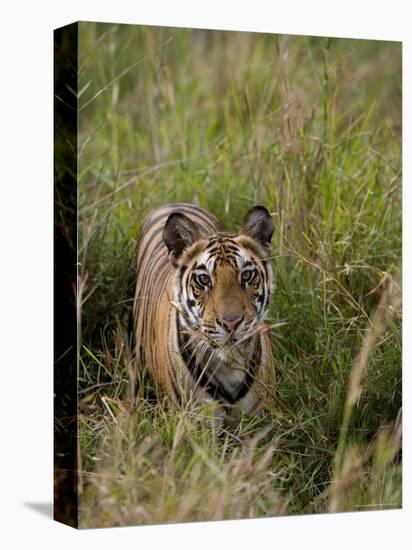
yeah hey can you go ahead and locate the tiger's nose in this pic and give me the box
[221,314,243,333]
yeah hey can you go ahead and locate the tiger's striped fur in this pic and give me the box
[133,203,275,419]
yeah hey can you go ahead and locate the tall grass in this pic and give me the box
[76,23,401,527]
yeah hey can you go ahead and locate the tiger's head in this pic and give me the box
[163,206,274,352]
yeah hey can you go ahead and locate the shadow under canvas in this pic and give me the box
[24,502,53,519]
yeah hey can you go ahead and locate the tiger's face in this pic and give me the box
[163,206,274,352]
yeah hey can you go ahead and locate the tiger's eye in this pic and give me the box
[241,269,255,285]
[196,273,211,287]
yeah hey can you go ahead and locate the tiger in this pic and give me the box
[133,203,276,420]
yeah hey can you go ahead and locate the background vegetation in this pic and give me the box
[76,22,402,527]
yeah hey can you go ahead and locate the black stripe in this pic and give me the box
[207,246,234,256]
[135,234,166,284]
[138,227,166,262]
[223,248,242,257]
[137,241,168,293]
[261,260,269,285]
[178,265,186,303]
[232,338,261,401]
[135,260,170,334]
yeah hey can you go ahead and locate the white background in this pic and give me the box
[0,0,409,548]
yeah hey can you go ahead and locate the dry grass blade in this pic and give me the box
[329,271,401,512]
[78,36,174,112]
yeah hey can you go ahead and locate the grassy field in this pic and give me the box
[76,22,402,527]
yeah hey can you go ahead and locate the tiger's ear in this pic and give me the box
[163,212,200,267]
[242,206,274,251]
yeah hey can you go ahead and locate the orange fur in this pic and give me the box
[134,203,275,418]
